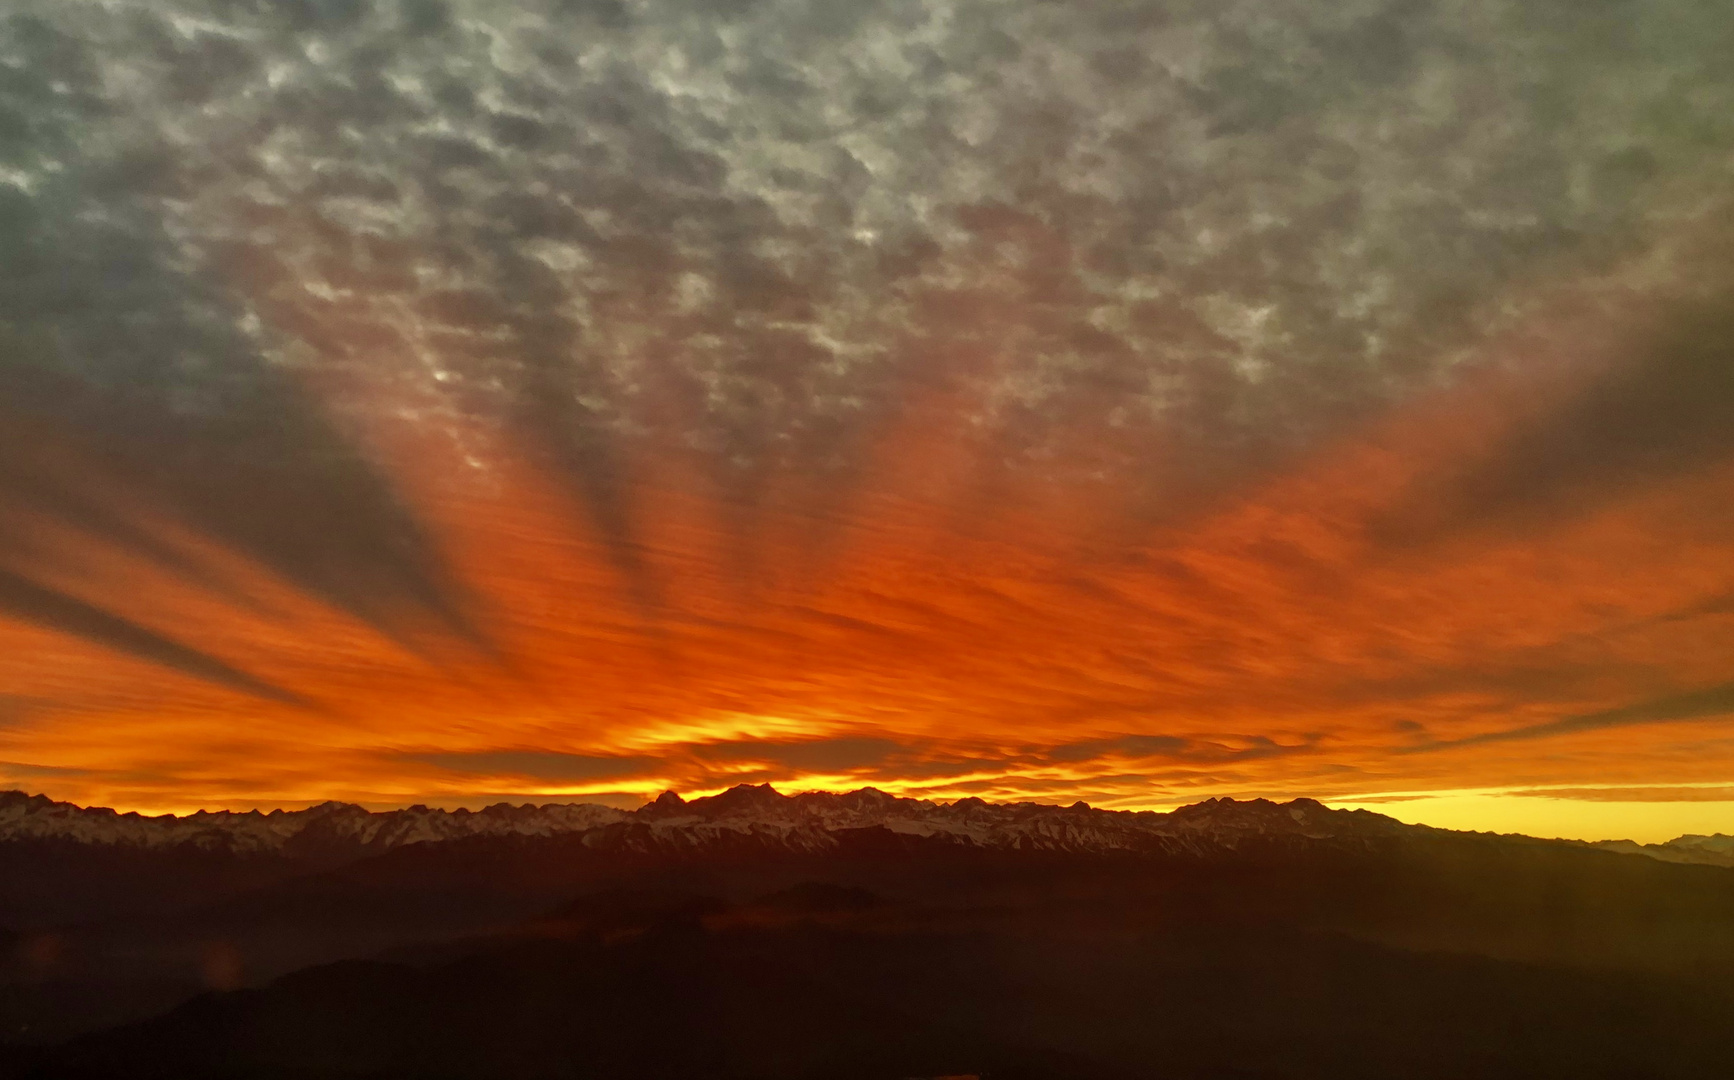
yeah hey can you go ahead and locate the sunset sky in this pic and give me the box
[3,0,1733,841]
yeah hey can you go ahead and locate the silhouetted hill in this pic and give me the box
[10,885,1734,1080]
[1592,833,1734,868]
[5,786,1734,1071]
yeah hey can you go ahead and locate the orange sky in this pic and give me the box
[4,273,1734,842]
[5,0,1734,843]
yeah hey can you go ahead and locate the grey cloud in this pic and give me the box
[848,759,997,783]
[0,11,490,661]
[1408,681,1734,752]
[692,736,904,771]
[0,568,311,707]
[1376,298,1734,545]
[1505,785,1734,803]
[1046,733,1311,764]
[413,750,658,782]
[0,759,92,780]
[0,697,43,729]
[1047,735,1189,763]
[1656,593,1734,624]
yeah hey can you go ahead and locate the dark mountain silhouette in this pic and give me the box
[9,880,1734,1080]
[3,786,1734,1076]
[1592,833,1734,867]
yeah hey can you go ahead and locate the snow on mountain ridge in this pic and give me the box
[0,789,629,853]
[0,784,1413,857]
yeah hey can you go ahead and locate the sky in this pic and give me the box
[2,0,1733,842]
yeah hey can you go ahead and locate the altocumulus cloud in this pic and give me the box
[5,0,1731,615]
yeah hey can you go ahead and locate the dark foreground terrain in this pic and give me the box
[4,787,1733,1079]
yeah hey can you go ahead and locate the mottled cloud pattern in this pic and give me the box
[2,0,1733,829]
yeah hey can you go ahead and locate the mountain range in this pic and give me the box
[10,783,1729,865]
[1589,832,1734,868]
[5,786,1734,1078]
[0,785,1418,858]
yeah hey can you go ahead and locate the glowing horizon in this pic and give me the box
[12,777,1734,847]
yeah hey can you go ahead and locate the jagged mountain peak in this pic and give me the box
[0,783,1420,861]
[691,783,790,815]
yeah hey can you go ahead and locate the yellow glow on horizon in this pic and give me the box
[13,767,1734,845]
[1329,786,1734,844]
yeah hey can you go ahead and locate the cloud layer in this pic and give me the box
[1,0,1733,826]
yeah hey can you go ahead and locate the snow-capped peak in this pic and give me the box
[0,784,1410,858]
